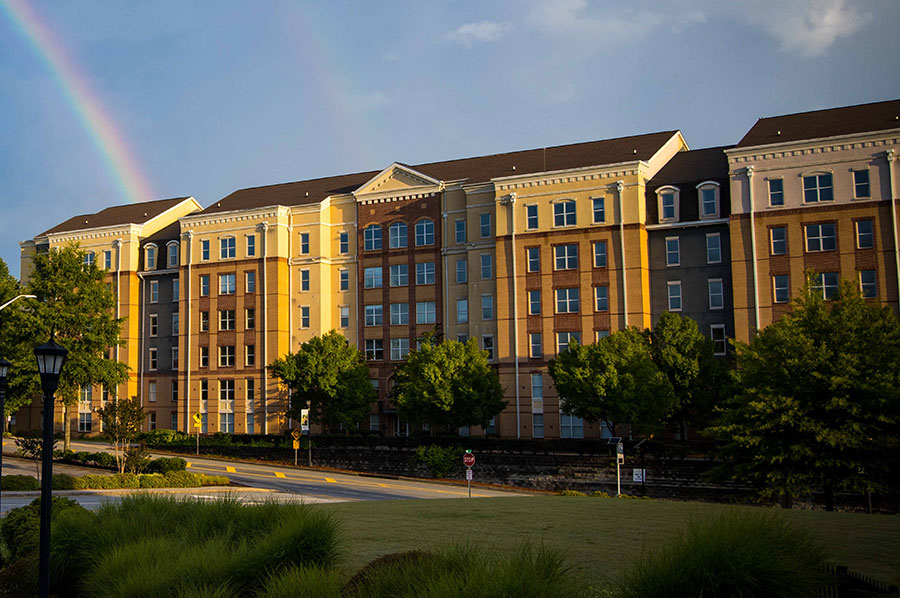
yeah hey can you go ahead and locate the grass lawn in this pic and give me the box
[318,496,900,586]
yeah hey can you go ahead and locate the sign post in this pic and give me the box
[616,442,625,497]
[463,450,475,498]
[192,413,203,455]
[291,428,301,466]
[300,409,310,466]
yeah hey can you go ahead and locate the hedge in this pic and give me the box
[1,475,40,491]
[2,472,229,491]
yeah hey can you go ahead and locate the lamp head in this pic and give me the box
[34,336,68,393]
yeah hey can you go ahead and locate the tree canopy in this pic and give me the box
[392,335,506,431]
[708,275,900,509]
[268,330,375,432]
[97,396,145,473]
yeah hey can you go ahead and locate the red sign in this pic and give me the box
[463,452,475,467]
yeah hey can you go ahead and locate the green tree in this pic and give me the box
[650,312,730,437]
[548,328,674,435]
[392,335,506,432]
[708,275,900,510]
[268,330,375,432]
[97,396,145,473]
[0,257,38,420]
[19,245,129,450]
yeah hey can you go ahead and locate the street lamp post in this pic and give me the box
[34,337,67,598]
[0,358,10,518]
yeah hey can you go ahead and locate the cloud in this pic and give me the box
[445,21,514,46]
[525,0,665,44]
[752,0,870,58]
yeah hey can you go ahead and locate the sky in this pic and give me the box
[1,0,899,279]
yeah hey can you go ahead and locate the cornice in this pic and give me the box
[492,161,646,192]
[43,223,143,245]
[180,205,291,228]
[725,129,900,164]
[355,190,440,205]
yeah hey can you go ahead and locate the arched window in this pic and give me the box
[389,222,408,249]
[144,244,158,269]
[656,186,680,223]
[415,219,435,246]
[166,241,179,268]
[364,224,383,251]
[696,181,720,219]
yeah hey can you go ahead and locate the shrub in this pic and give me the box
[139,473,168,488]
[1,475,39,491]
[146,457,187,474]
[164,471,202,488]
[112,473,141,489]
[617,510,828,598]
[52,474,83,490]
[0,497,84,563]
[141,428,192,445]
[124,446,151,474]
[92,452,117,469]
[410,445,463,478]
[197,474,230,487]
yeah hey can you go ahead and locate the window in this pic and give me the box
[553,200,576,226]
[219,309,235,331]
[415,219,435,246]
[246,308,255,329]
[556,288,580,313]
[200,275,210,297]
[803,173,833,203]
[557,331,580,353]
[339,269,349,291]
[149,280,159,303]
[456,298,468,323]
[148,348,158,371]
[172,346,179,370]
[365,339,383,361]
[246,271,256,293]
[481,295,493,320]
[768,179,784,206]
[389,222,408,249]
[594,286,608,312]
[300,306,310,328]
[705,325,726,356]
[339,232,349,254]
[365,305,383,327]
[805,223,836,252]
[482,335,494,360]
[390,264,408,287]
[529,333,542,358]
[480,254,493,279]
[172,380,178,402]
[246,413,254,434]
[455,219,466,243]
[856,219,874,249]
[480,213,492,238]
[364,267,382,289]
[299,232,310,254]
[219,273,236,295]
[526,247,540,272]
[245,345,256,367]
[104,250,112,270]
[593,241,607,268]
[78,412,92,433]
[659,189,678,222]
[246,235,255,257]
[296,269,309,291]
[390,338,410,360]
[149,314,158,337]
[667,281,682,311]
[219,345,235,367]
[665,237,680,267]
[708,279,724,310]
[145,246,156,269]
[773,275,789,303]
[148,381,157,403]
[771,227,787,255]
[698,183,719,218]
[364,225,382,250]
[457,333,468,343]
[526,204,538,229]
[532,414,544,439]
[220,237,235,259]
[219,413,234,433]
[596,330,610,341]
[455,259,467,283]
[415,262,435,285]
[528,290,541,315]
[200,380,208,402]
[706,233,722,264]
[391,303,409,325]
[200,239,210,261]
[859,270,877,298]
[560,408,584,439]
[199,311,209,332]
[168,243,179,268]
[172,313,179,335]
[592,197,605,223]
[854,170,870,198]
[369,414,380,431]
[340,306,350,328]
[416,301,436,324]
[812,272,839,300]
[172,280,179,302]
[554,245,578,270]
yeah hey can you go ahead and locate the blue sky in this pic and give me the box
[2,0,899,278]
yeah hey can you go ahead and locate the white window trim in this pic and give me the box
[665,236,680,267]
[524,203,539,230]
[218,235,237,260]
[144,243,158,270]
[710,324,727,356]
[591,196,606,224]
[800,170,835,204]
[706,232,722,264]
[166,241,180,268]
[852,168,871,199]
[696,181,720,219]
[656,186,680,223]
[766,177,785,208]
[551,198,577,228]
[667,280,682,312]
[773,274,789,303]
[708,278,724,311]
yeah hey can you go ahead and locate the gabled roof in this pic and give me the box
[202,131,679,215]
[736,99,900,148]
[648,146,733,189]
[40,197,193,236]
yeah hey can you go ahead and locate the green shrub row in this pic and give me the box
[56,450,117,469]
[2,472,228,491]
[55,450,187,474]
[558,489,652,499]
[1,475,40,491]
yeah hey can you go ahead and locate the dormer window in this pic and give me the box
[166,242,179,268]
[144,244,157,269]
[657,186,680,223]
[696,181,720,219]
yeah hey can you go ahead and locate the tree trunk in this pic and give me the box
[780,489,793,509]
[63,403,71,452]
[824,481,835,512]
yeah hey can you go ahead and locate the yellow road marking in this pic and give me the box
[274,472,286,478]
[325,477,336,483]
[225,466,236,473]
[186,462,192,468]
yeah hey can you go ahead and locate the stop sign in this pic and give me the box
[463,452,475,467]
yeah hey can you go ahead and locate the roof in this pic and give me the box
[648,146,732,188]
[736,99,900,148]
[40,197,192,236]
[203,131,679,215]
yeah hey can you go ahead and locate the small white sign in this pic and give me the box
[466,469,473,481]
[633,469,645,483]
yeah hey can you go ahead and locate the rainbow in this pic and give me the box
[1,0,155,204]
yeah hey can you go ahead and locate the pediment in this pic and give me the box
[354,163,443,202]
